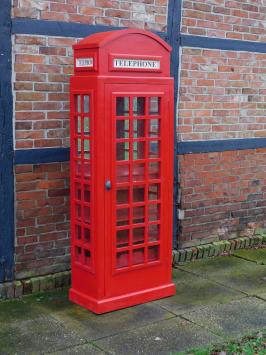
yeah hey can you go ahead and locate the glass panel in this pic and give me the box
[75,183,82,200]
[148,224,159,242]
[117,208,129,226]
[75,246,82,263]
[84,185,90,203]
[84,228,90,243]
[84,117,90,134]
[133,206,145,224]
[117,229,129,248]
[75,138,81,158]
[116,251,129,268]
[116,165,129,183]
[75,225,81,240]
[76,95,81,113]
[84,139,90,159]
[84,249,91,266]
[117,188,129,205]
[116,142,129,161]
[149,119,159,137]
[148,245,160,262]
[132,248,144,265]
[148,204,160,221]
[133,97,145,116]
[149,141,159,158]
[75,204,81,220]
[149,97,160,115]
[116,97,129,116]
[84,206,90,224]
[148,162,160,179]
[133,120,145,138]
[75,160,81,177]
[133,164,145,181]
[133,141,145,160]
[76,116,81,134]
[84,95,89,113]
[133,186,145,202]
[148,184,160,200]
[133,227,144,245]
[84,161,91,179]
[116,120,129,139]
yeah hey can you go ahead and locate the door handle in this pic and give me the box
[105,180,111,190]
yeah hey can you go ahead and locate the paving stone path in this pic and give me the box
[0,249,265,354]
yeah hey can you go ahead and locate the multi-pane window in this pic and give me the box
[115,95,162,270]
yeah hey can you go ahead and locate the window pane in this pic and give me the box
[84,185,90,203]
[75,225,81,240]
[116,165,129,183]
[148,245,160,262]
[149,97,160,115]
[133,206,145,224]
[133,119,145,138]
[132,248,144,265]
[84,139,90,159]
[84,95,89,113]
[149,141,159,158]
[76,95,81,113]
[133,164,145,181]
[148,204,160,221]
[133,141,145,160]
[116,251,129,268]
[133,227,144,245]
[84,249,91,266]
[116,142,129,161]
[84,228,90,243]
[149,162,160,179]
[117,208,129,226]
[148,184,160,200]
[133,186,145,202]
[148,224,159,242]
[84,206,90,224]
[149,119,159,137]
[116,120,129,139]
[117,229,129,248]
[76,116,81,134]
[84,117,90,134]
[116,97,129,116]
[133,97,145,116]
[117,188,129,205]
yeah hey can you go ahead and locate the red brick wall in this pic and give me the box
[14,35,77,149]
[12,0,168,31]
[178,48,266,141]
[181,0,266,42]
[178,149,266,248]
[15,162,70,279]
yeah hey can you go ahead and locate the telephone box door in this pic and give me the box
[105,83,173,298]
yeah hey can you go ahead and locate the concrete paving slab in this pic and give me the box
[94,317,221,355]
[155,269,244,315]
[49,343,106,355]
[233,248,266,265]
[177,256,266,295]
[0,315,84,354]
[182,297,266,339]
[34,289,175,341]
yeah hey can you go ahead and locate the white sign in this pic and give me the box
[76,57,94,68]
[113,58,160,70]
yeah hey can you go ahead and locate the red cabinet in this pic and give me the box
[69,29,175,314]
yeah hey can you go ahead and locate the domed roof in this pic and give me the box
[74,29,171,52]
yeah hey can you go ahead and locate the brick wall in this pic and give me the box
[178,149,266,248]
[181,0,266,42]
[178,48,266,141]
[12,0,168,31]
[15,162,70,279]
[14,34,77,149]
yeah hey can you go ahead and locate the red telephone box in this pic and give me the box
[69,29,175,314]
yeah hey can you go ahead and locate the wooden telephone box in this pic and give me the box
[69,29,175,314]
